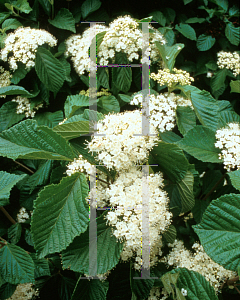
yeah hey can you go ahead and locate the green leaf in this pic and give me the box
[0,85,35,97]
[31,173,89,259]
[0,244,34,284]
[130,268,154,299]
[27,160,53,193]
[25,229,34,247]
[176,171,195,213]
[2,18,22,31]
[118,93,131,103]
[97,67,109,89]
[177,126,221,163]
[193,193,240,271]
[8,223,22,245]
[211,68,228,92]
[0,119,75,161]
[228,170,240,191]
[218,111,240,128]
[64,94,91,119]
[176,106,196,135]
[0,282,16,300]
[213,0,228,11]
[161,272,179,297]
[196,34,216,51]
[61,213,124,274]
[38,0,51,16]
[163,225,177,243]
[0,171,26,206]
[205,60,218,70]
[34,111,64,128]
[154,42,184,71]
[29,253,51,278]
[53,121,92,140]
[0,13,10,24]
[185,17,205,23]
[97,95,120,114]
[229,5,239,17]
[149,11,166,26]
[48,8,76,33]
[230,80,240,93]
[225,22,240,46]
[35,47,65,93]
[81,0,101,19]
[112,52,132,93]
[0,102,25,133]
[10,63,28,84]
[96,31,107,54]
[170,268,218,300]
[10,0,32,14]
[58,57,72,82]
[192,199,210,223]
[71,277,109,300]
[183,0,193,4]
[175,23,197,40]
[148,141,189,183]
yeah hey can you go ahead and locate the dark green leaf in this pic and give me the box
[53,121,92,140]
[196,34,216,51]
[97,95,120,114]
[8,224,22,244]
[0,102,25,133]
[34,111,64,128]
[175,23,197,40]
[10,0,32,14]
[228,170,240,191]
[81,0,101,19]
[0,85,35,97]
[230,80,240,93]
[112,52,132,93]
[225,22,240,46]
[149,11,166,26]
[1,18,22,31]
[176,106,196,135]
[48,8,76,33]
[29,253,51,278]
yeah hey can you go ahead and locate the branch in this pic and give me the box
[13,160,34,174]
[0,206,16,224]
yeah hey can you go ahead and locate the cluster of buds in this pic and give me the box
[12,96,43,118]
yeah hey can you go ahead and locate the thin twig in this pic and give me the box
[13,160,34,174]
[234,285,240,294]
[89,174,110,186]
[0,206,16,224]
[201,173,226,201]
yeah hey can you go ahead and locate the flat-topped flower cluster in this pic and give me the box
[217,51,240,76]
[12,96,43,118]
[0,66,12,98]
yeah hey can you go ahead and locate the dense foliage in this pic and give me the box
[0,0,239,299]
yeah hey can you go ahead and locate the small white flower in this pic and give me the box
[181,288,187,296]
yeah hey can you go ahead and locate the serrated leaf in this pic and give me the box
[10,63,29,84]
[177,126,221,163]
[229,5,239,17]
[35,47,65,93]
[225,22,240,46]
[175,23,197,40]
[81,0,101,19]
[0,171,26,206]
[112,52,132,93]
[48,8,76,33]
[31,173,89,258]
[230,80,240,93]
[149,11,166,26]
[71,277,109,300]
[97,95,120,114]
[155,42,184,71]
[214,0,228,11]
[8,224,22,245]
[29,253,50,278]
[53,121,92,140]
[34,111,64,128]
[192,199,210,223]
[0,85,35,97]
[25,229,34,247]
[176,171,195,213]
[218,111,240,128]
[130,268,154,299]
[176,106,196,135]
[11,0,32,14]
[0,13,10,24]
[0,119,75,161]
[211,68,228,92]
[163,225,177,243]
[0,282,16,300]
[0,244,34,284]
[64,94,92,119]
[0,102,25,133]
[148,141,189,183]
[193,193,240,270]
[97,67,109,89]
[228,170,240,191]
[61,213,124,274]
[2,18,22,31]
[170,268,218,300]
[197,34,215,51]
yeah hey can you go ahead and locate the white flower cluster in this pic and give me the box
[0,66,12,98]
[65,24,108,75]
[6,283,39,300]
[215,122,240,171]
[217,51,240,76]
[150,68,194,87]
[85,110,159,171]
[97,15,166,65]
[161,240,237,292]
[145,287,169,300]
[130,92,193,132]
[12,96,43,118]
[17,207,31,223]
[66,154,94,177]
[58,118,68,125]
[1,27,57,70]
[104,166,172,270]
[79,88,111,97]
[65,16,166,76]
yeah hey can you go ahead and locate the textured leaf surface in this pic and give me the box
[0,119,75,161]
[230,80,240,93]
[0,244,34,284]
[64,94,92,119]
[81,0,101,19]
[170,268,218,300]
[97,95,120,114]
[176,171,195,213]
[34,111,64,128]
[175,23,197,40]
[112,52,132,93]
[0,171,26,206]
[31,173,89,258]
[197,34,215,51]
[148,141,189,183]
[193,193,240,270]
[71,277,109,300]
[177,126,221,163]
[61,213,124,274]
[130,268,154,299]
[48,8,76,32]
[225,22,240,46]
[176,106,196,135]
[0,86,34,97]
[35,47,65,93]
[8,224,22,245]
[53,121,91,140]
[228,170,240,191]
[29,253,51,278]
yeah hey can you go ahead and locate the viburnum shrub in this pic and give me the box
[0,0,239,300]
